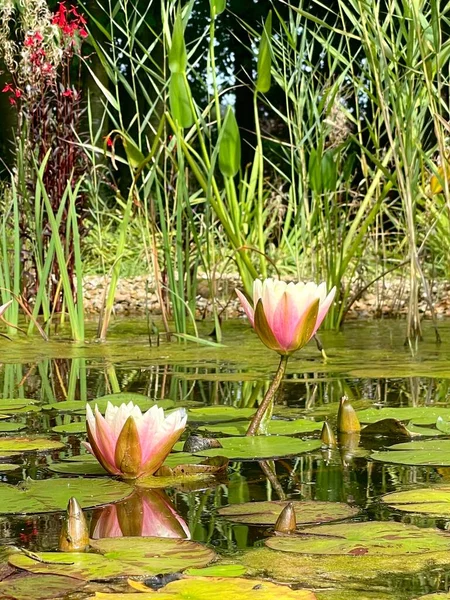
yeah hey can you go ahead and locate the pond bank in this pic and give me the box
[82,274,450,320]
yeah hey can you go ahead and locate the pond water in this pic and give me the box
[2,319,450,600]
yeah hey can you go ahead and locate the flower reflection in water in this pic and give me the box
[90,488,190,539]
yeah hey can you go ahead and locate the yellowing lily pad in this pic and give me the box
[197,419,322,437]
[0,477,131,514]
[218,501,358,526]
[9,537,217,581]
[0,573,85,599]
[189,437,321,460]
[0,462,21,472]
[265,521,450,555]
[0,438,65,452]
[87,577,317,599]
[382,486,450,515]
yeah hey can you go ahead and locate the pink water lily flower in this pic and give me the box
[91,488,190,539]
[236,278,336,355]
[85,401,187,479]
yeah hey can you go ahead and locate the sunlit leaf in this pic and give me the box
[0,478,131,514]
[169,73,194,128]
[0,573,84,599]
[256,11,272,93]
[169,9,187,73]
[219,106,241,178]
[266,522,450,555]
[382,486,450,515]
[187,436,321,460]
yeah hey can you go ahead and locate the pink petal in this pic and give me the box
[235,288,255,326]
[312,286,336,336]
[93,407,118,471]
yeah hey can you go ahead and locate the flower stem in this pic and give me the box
[246,354,289,436]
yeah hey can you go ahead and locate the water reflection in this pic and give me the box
[90,489,190,539]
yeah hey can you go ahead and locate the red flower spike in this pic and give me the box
[15,89,21,98]
[8,97,16,105]
[2,83,13,93]
[79,28,88,38]
[62,89,73,97]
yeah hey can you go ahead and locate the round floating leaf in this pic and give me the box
[0,477,131,514]
[52,421,86,434]
[0,421,27,432]
[265,522,450,556]
[0,438,65,452]
[0,573,84,599]
[10,537,217,581]
[371,440,450,466]
[218,501,358,526]
[382,486,450,515]
[357,407,450,426]
[88,577,316,599]
[188,407,255,423]
[43,401,86,413]
[190,437,321,460]
[0,398,37,410]
[48,461,106,476]
[198,419,322,437]
[436,416,450,434]
[360,419,414,439]
[44,395,175,414]
[0,463,21,472]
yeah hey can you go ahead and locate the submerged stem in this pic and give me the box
[246,354,289,436]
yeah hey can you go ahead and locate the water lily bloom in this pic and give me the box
[236,279,336,355]
[85,401,187,479]
[91,489,190,539]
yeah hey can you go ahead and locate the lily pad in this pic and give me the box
[9,538,217,581]
[0,573,84,600]
[356,407,450,426]
[218,501,358,526]
[360,419,414,439]
[0,462,21,471]
[0,477,131,514]
[0,438,65,452]
[184,565,247,577]
[188,407,256,423]
[265,521,450,555]
[371,440,450,466]
[52,421,86,434]
[44,395,175,414]
[0,399,37,411]
[186,437,321,460]
[382,486,450,515]
[0,422,27,432]
[197,419,322,437]
[87,577,317,599]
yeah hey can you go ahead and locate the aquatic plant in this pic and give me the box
[84,401,187,479]
[237,278,335,435]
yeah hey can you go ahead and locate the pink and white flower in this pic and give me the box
[236,278,336,355]
[85,401,187,479]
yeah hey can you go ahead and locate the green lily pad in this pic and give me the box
[357,407,450,426]
[265,521,450,555]
[0,477,131,514]
[0,462,21,471]
[0,573,85,600]
[382,486,450,515]
[88,577,317,599]
[218,501,358,525]
[44,394,175,415]
[187,437,321,460]
[0,438,65,452]
[436,416,450,434]
[52,421,86,434]
[183,564,247,577]
[197,419,322,437]
[188,407,256,423]
[0,421,27,432]
[0,398,37,410]
[9,538,217,581]
[43,401,86,413]
[371,440,450,466]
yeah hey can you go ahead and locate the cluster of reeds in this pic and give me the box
[1,0,449,343]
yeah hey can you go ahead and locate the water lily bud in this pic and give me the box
[59,497,89,552]
[114,416,142,479]
[320,420,336,447]
[274,502,297,534]
[337,396,361,434]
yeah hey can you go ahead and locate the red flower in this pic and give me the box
[79,28,88,38]
[62,89,73,97]
[15,89,21,98]
[104,135,114,148]
[8,97,16,105]
[2,83,13,93]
